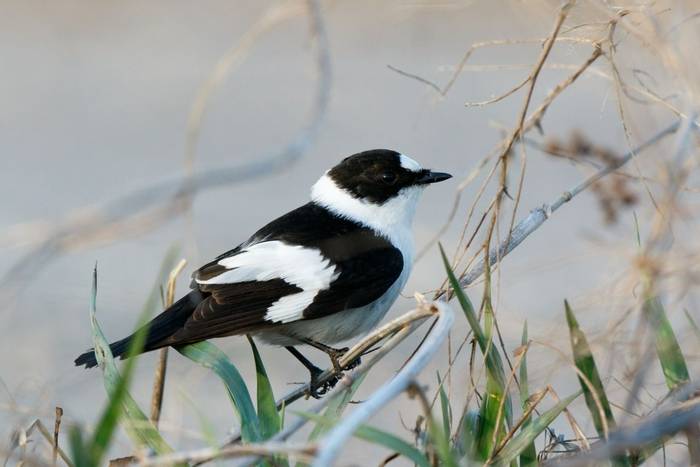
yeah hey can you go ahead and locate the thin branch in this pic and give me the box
[138,442,316,466]
[428,39,606,283]
[544,392,700,466]
[459,119,681,289]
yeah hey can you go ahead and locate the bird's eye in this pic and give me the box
[381,171,397,185]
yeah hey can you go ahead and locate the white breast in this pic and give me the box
[256,236,414,346]
[310,173,422,251]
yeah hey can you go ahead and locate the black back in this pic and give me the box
[173,203,404,342]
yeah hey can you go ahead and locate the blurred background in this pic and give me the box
[2,1,699,464]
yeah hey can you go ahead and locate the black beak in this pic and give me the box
[416,170,452,185]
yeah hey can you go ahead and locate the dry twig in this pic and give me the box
[149,259,187,427]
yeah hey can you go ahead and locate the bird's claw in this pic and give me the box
[345,355,362,370]
[327,346,349,373]
[307,371,341,399]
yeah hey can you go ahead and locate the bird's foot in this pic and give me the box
[327,346,349,373]
[307,368,341,399]
[300,339,351,373]
[327,347,362,373]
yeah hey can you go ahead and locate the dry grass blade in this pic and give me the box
[15,419,74,467]
[53,407,64,466]
[149,259,187,427]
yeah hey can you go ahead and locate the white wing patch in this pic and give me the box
[195,241,339,323]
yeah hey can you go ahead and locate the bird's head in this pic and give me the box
[311,149,451,234]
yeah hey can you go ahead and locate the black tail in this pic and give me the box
[74,291,203,368]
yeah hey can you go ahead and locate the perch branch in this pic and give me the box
[223,302,437,445]
[153,305,428,467]
[312,302,454,467]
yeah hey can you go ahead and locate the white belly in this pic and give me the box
[255,258,411,347]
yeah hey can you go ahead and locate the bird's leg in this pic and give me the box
[300,338,362,373]
[285,346,338,398]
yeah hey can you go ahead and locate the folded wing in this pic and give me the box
[168,237,403,344]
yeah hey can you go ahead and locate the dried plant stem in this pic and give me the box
[150,259,187,427]
[53,407,63,467]
[222,304,437,459]
[149,349,168,427]
[487,343,530,460]
[20,419,74,467]
[139,442,316,466]
[550,386,590,450]
[545,393,700,466]
[492,387,549,459]
[431,38,606,296]
[459,119,680,289]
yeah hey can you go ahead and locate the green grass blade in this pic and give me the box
[457,410,479,461]
[492,392,580,465]
[440,245,485,347]
[89,268,173,460]
[68,427,90,467]
[247,336,281,439]
[297,412,430,467]
[440,245,511,459]
[176,341,261,442]
[518,322,537,467]
[426,405,458,467]
[439,244,510,392]
[565,301,631,466]
[437,372,452,438]
[643,296,689,389]
[477,371,505,460]
[564,300,616,437]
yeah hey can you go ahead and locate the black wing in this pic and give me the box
[304,246,403,319]
[174,203,405,340]
[167,279,301,344]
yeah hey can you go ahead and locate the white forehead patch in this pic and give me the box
[399,154,422,172]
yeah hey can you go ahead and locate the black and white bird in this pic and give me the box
[75,149,451,392]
